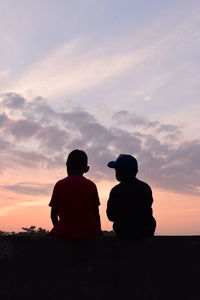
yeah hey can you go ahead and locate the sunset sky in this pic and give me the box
[0,0,200,234]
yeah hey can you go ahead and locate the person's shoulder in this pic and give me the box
[135,178,152,191]
[110,183,122,193]
[83,177,97,188]
[76,176,97,192]
[54,177,68,187]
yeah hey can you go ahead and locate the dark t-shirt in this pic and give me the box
[106,177,156,237]
[49,176,102,239]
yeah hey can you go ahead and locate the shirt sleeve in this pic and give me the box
[49,183,59,208]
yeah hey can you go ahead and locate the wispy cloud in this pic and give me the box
[4,6,200,99]
[3,37,148,98]
[0,199,48,217]
[0,182,52,195]
[0,206,15,217]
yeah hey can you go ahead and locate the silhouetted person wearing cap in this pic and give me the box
[106,154,156,239]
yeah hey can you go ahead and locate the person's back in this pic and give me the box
[49,149,102,239]
[106,154,156,238]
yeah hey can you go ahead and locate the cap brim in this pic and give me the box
[107,161,116,168]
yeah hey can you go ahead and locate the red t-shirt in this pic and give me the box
[49,176,102,239]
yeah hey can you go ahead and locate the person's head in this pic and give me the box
[66,149,89,176]
[107,154,138,182]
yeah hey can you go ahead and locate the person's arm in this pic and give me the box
[93,184,102,228]
[95,206,101,227]
[49,183,59,226]
[51,207,58,226]
[147,185,154,206]
[106,189,116,222]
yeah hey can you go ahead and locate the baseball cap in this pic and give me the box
[107,154,138,174]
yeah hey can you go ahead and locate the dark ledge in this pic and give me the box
[0,236,200,299]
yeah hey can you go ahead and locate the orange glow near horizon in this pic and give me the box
[0,178,200,235]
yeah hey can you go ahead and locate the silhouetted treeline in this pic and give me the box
[0,226,114,237]
[0,226,48,236]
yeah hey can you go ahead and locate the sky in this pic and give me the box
[0,0,200,234]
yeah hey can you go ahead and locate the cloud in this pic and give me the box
[149,140,200,194]
[0,92,199,195]
[0,135,11,150]
[112,111,159,128]
[1,2,200,115]
[0,205,16,217]
[1,92,25,109]
[36,126,69,151]
[112,111,182,142]
[3,37,147,99]
[0,113,8,126]
[6,150,55,169]
[0,198,49,217]
[0,182,52,195]
[8,119,41,139]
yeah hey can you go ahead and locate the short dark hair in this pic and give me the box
[66,149,88,171]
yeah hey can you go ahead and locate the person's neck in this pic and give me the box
[121,176,136,182]
[68,172,84,176]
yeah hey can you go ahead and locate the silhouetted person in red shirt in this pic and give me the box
[49,149,102,239]
[106,154,156,239]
